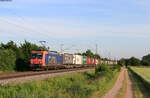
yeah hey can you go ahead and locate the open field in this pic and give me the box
[0,67,119,98]
[129,66,150,98]
[130,67,150,82]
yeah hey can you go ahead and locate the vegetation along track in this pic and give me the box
[0,67,94,85]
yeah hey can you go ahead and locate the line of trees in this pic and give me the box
[0,41,47,71]
[118,54,150,66]
[0,41,102,72]
[1,40,149,71]
[77,49,101,59]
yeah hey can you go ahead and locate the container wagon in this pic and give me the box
[82,56,87,64]
[87,58,93,66]
[30,51,64,69]
[62,53,74,67]
[30,51,113,70]
[45,52,63,69]
[73,55,83,67]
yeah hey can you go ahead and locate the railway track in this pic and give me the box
[0,67,94,85]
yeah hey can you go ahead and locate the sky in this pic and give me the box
[0,0,150,59]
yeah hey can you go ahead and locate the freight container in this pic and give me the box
[45,53,63,65]
[91,58,95,65]
[82,56,87,64]
[95,59,99,65]
[73,55,82,65]
[87,58,92,65]
[63,53,73,65]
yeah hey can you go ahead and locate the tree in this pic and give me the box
[141,54,150,66]
[81,49,101,59]
[82,50,94,58]
[0,49,16,71]
[128,57,141,66]
[118,57,141,66]
[0,40,49,71]
[118,58,127,66]
[0,41,22,58]
[16,40,45,71]
[94,54,101,59]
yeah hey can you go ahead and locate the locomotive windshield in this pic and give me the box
[31,53,43,59]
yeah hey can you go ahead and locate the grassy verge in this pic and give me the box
[128,67,150,98]
[92,70,119,98]
[0,70,16,75]
[0,65,120,98]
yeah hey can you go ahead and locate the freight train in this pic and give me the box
[30,51,117,70]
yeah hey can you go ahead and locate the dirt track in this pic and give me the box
[103,68,133,98]
[124,68,133,98]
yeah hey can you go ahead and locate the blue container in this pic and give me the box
[45,53,63,65]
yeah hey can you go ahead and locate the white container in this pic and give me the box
[95,59,99,65]
[73,55,82,65]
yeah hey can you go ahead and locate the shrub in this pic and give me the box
[95,63,112,79]
[0,49,16,71]
[95,63,110,74]
[141,54,150,66]
[112,64,121,71]
[0,40,48,71]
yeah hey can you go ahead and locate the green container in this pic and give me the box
[82,56,87,64]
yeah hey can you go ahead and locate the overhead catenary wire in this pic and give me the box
[0,18,47,36]
[0,9,108,55]
[2,8,54,36]
[0,8,62,49]
[0,19,35,38]
[0,8,54,38]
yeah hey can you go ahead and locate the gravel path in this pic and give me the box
[124,69,133,98]
[103,68,133,98]
[0,69,92,85]
[103,68,126,98]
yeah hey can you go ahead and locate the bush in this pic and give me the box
[95,63,110,73]
[128,57,141,66]
[0,49,16,71]
[141,54,150,66]
[112,64,121,71]
[95,63,111,78]
[15,58,30,71]
[0,40,48,71]
[0,70,118,98]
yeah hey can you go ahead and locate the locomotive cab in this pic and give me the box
[30,51,48,68]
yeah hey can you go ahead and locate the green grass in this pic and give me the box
[129,66,150,98]
[130,67,150,82]
[92,70,119,98]
[0,66,119,98]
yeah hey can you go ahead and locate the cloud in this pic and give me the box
[0,16,150,40]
